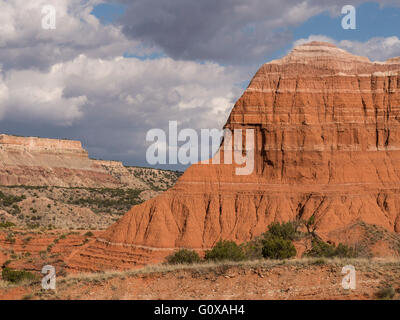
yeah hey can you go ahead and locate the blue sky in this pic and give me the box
[294,2,400,42]
[91,2,126,25]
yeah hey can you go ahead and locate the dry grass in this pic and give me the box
[61,257,400,285]
[1,257,399,300]
[1,257,398,292]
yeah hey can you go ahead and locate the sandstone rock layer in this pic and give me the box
[0,134,156,189]
[68,42,400,271]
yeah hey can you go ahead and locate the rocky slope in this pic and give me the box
[0,134,179,190]
[68,42,400,271]
[2,259,400,300]
[0,134,181,229]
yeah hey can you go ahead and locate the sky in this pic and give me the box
[0,0,400,170]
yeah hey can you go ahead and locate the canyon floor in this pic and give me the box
[0,167,181,230]
[0,258,399,300]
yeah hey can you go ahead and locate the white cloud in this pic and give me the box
[339,36,400,61]
[1,66,86,126]
[0,0,146,70]
[0,54,241,164]
[0,77,9,119]
[294,35,400,61]
[293,35,336,47]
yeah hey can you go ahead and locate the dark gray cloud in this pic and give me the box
[116,0,389,65]
[115,0,400,66]
[117,0,296,65]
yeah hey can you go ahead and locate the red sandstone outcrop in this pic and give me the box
[68,42,400,271]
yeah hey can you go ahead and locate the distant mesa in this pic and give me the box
[0,133,176,190]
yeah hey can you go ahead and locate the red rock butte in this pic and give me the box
[67,42,400,271]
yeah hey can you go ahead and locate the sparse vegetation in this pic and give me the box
[0,221,16,229]
[165,249,201,265]
[375,286,395,300]
[262,237,297,259]
[266,221,302,241]
[22,236,32,244]
[0,191,25,207]
[259,222,298,259]
[68,188,144,215]
[131,168,182,191]
[241,221,300,260]
[2,267,37,284]
[305,239,356,258]
[0,168,181,230]
[205,240,246,262]
[5,232,16,244]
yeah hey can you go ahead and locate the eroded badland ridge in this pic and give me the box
[0,133,181,229]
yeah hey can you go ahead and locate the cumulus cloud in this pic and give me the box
[0,54,241,166]
[0,0,145,71]
[1,66,86,126]
[294,35,400,61]
[339,37,400,61]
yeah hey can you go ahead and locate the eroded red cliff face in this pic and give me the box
[68,42,400,271]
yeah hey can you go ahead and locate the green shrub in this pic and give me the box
[2,267,37,284]
[0,221,16,228]
[334,243,356,258]
[240,240,264,260]
[0,192,25,207]
[205,240,246,262]
[305,239,356,258]
[266,221,298,240]
[27,223,40,229]
[84,231,94,237]
[166,249,201,265]
[375,286,395,300]
[305,239,335,257]
[261,237,296,259]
